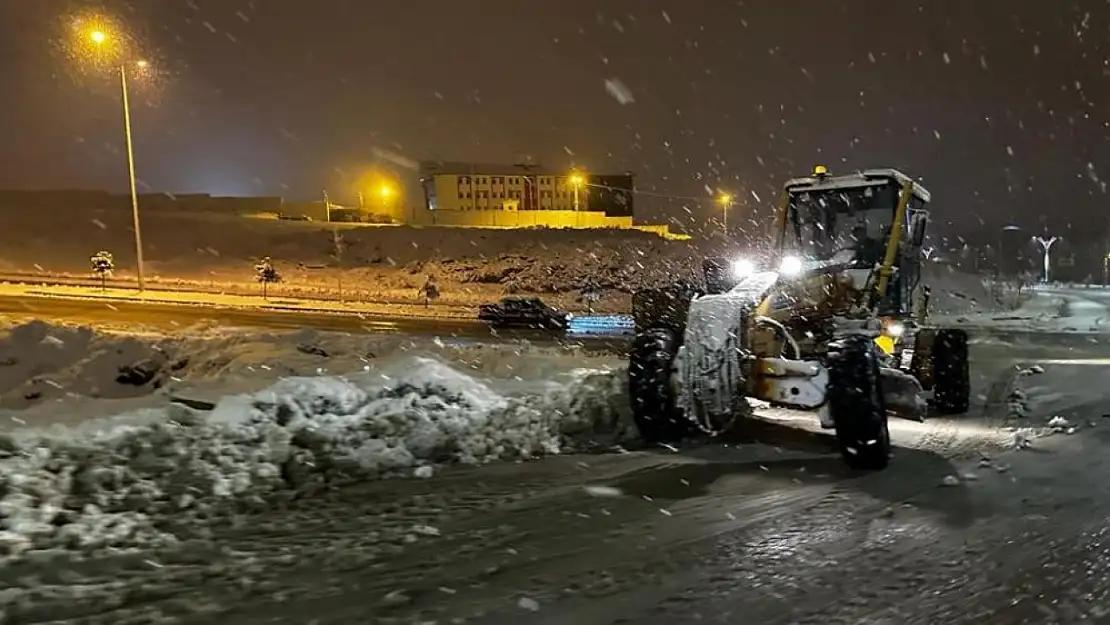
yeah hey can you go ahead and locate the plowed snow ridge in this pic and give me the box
[0,353,634,559]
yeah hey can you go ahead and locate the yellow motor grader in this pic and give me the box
[628,166,970,470]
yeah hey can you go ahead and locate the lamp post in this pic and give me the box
[88,28,147,291]
[997,224,1021,277]
[567,171,587,228]
[718,193,733,237]
[379,184,392,216]
[568,172,585,211]
[1032,235,1058,284]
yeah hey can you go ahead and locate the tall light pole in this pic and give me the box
[998,224,1021,277]
[568,172,585,211]
[1032,235,1058,283]
[718,193,733,237]
[379,184,393,215]
[88,28,147,291]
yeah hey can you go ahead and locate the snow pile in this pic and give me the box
[0,356,633,557]
[0,321,629,415]
[879,368,927,419]
[0,321,184,410]
[1007,388,1029,418]
[924,262,1013,316]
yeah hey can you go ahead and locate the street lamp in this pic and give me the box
[717,192,734,236]
[1032,235,1058,284]
[997,224,1021,277]
[379,184,393,214]
[568,172,585,211]
[86,27,148,291]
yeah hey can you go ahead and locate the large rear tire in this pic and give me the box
[827,334,891,470]
[628,327,688,443]
[932,328,970,414]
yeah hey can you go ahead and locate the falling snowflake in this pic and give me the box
[604,78,635,105]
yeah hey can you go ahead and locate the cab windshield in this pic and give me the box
[785,181,900,265]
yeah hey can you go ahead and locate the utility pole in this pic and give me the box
[87,30,147,292]
[119,63,145,292]
[1032,236,1058,283]
[998,224,1021,278]
[332,227,344,303]
[717,193,733,238]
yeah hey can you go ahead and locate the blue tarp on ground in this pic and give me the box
[566,314,635,336]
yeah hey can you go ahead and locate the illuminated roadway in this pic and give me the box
[0,292,512,338]
[6,290,1110,622]
[1,291,1103,349]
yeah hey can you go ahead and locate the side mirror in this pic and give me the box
[910,214,928,246]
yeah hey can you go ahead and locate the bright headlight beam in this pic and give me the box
[731,258,755,277]
[779,255,803,276]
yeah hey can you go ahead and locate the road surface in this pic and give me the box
[0,291,530,339]
[5,322,1109,623]
[1,290,1097,350]
[4,289,1110,623]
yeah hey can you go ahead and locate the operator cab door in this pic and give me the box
[880,196,929,317]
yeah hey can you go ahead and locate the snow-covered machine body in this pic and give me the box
[629,166,970,470]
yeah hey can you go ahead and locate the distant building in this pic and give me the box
[418,161,635,218]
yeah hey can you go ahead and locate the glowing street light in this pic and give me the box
[568,171,586,211]
[378,183,395,214]
[717,192,734,236]
[84,24,149,291]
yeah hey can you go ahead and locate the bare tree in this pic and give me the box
[419,275,440,308]
[578,277,602,313]
[254,257,282,299]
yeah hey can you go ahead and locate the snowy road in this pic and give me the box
[0,291,524,338]
[7,334,1110,624]
[939,286,1110,334]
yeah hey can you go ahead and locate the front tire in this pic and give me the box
[628,327,688,443]
[932,328,970,414]
[827,334,891,470]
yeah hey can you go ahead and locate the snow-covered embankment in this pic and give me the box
[0,326,634,559]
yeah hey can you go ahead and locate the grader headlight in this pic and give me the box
[731,257,756,278]
[778,255,804,277]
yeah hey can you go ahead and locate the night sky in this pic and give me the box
[1,0,1108,232]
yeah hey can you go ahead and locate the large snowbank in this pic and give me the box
[0,320,621,411]
[0,355,631,558]
[924,262,1014,316]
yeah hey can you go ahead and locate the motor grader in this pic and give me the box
[628,166,970,470]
